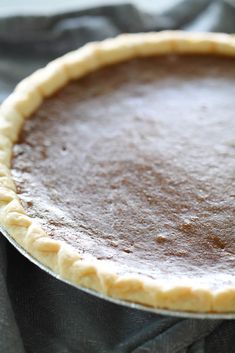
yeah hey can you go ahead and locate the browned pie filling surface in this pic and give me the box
[13,55,235,288]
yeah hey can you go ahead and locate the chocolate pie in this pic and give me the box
[0,32,234,312]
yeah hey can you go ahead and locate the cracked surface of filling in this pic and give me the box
[12,55,235,288]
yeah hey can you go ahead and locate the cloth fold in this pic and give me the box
[0,1,211,57]
[1,1,235,352]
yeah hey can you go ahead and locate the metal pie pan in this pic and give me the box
[2,226,235,320]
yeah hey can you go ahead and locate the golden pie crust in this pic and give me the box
[0,31,235,313]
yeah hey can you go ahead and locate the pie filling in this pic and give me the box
[12,55,235,288]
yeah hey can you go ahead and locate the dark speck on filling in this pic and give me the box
[12,55,235,288]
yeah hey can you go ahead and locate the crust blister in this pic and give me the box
[0,31,235,313]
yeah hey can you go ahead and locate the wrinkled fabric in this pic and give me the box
[1,1,235,352]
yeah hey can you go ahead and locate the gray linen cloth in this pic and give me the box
[1,1,235,352]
